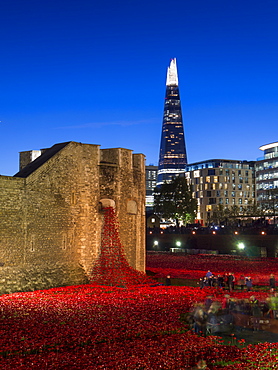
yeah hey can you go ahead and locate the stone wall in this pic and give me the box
[0,141,146,294]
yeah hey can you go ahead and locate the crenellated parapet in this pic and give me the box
[0,141,146,294]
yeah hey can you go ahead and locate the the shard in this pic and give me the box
[156,58,187,186]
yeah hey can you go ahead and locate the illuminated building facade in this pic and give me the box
[146,165,158,210]
[185,159,256,225]
[256,142,278,216]
[156,58,187,186]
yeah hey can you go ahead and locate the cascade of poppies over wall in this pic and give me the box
[90,206,154,287]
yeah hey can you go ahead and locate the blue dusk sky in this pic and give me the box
[1,0,278,175]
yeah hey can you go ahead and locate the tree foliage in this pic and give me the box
[153,176,197,227]
[211,200,266,226]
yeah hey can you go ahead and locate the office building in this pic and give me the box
[146,165,158,210]
[185,159,256,225]
[156,58,187,186]
[256,142,278,218]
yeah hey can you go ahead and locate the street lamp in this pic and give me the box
[238,242,245,250]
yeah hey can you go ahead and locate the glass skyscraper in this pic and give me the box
[156,58,187,186]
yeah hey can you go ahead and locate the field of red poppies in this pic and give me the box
[1,253,278,369]
[146,252,278,286]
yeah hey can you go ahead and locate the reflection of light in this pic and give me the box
[212,231,216,235]
[261,231,266,235]
[238,242,245,250]
[160,231,163,234]
[149,231,152,234]
[234,231,238,235]
[176,241,181,247]
[192,231,196,235]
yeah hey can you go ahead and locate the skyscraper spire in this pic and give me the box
[166,58,178,86]
[156,58,187,186]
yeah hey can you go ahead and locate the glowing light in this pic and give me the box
[238,242,245,250]
[176,241,181,247]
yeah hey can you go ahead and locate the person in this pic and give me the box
[217,274,224,289]
[205,270,213,278]
[199,277,204,289]
[165,275,171,286]
[250,296,261,331]
[246,277,253,292]
[269,274,276,292]
[227,273,234,292]
[269,293,278,319]
[193,305,208,336]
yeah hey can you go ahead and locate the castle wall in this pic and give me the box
[0,142,145,294]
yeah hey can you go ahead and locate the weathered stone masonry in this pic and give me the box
[0,141,146,294]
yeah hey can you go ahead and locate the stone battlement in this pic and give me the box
[0,141,146,294]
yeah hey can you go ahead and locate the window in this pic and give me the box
[206,191,212,197]
[30,235,35,252]
[225,198,229,204]
[62,234,67,250]
[71,192,77,205]
[208,169,215,175]
[209,198,216,204]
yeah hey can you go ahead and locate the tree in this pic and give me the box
[245,199,264,218]
[211,205,230,225]
[153,176,197,228]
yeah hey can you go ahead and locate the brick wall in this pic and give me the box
[0,141,145,294]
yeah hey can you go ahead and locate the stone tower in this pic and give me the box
[0,141,146,294]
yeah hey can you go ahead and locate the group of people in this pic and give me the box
[190,291,278,336]
[199,270,259,292]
